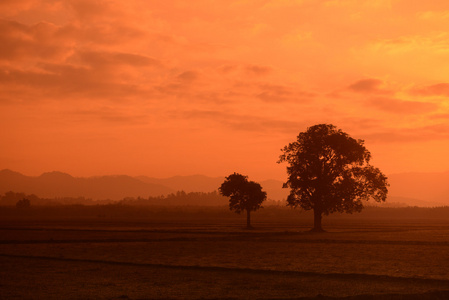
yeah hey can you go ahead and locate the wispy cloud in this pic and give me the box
[176,71,199,82]
[170,109,309,134]
[411,83,449,97]
[0,19,70,61]
[348,78,390,94]
[365,124,449,143]
[245,65,271,76]
[367,97,439,114]
[68,106,148,125]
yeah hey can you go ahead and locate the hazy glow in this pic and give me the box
[1,0,449,180]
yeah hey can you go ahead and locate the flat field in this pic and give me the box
[0,209,448,299]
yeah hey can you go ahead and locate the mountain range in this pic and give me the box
[0,169,448,206]
[0,169,172,201]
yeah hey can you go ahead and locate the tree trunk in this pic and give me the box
[246,209,252,229]
[312,209,324,232]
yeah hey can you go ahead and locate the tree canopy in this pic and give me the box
[278,124,389,231]
[219,173,266,228]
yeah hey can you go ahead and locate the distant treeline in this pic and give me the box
[0,191,99,206]
[0,190,244,207]
[1,191,449,222]
[119,191,229,206]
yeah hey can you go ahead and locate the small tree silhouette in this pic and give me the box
[16,198,31,208]
[219,173,266,229]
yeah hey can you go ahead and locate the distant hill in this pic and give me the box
[0,169,173,200]
[387,171,449,206]
[0,169,448,206]
[137,175,224,193]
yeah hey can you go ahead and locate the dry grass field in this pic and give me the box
[0,208,448,299]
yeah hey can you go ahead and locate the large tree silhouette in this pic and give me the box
[219,173,266,229]
[278,124,389,232]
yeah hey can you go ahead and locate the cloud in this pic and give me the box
[171,109,308,134]
[338,117,381,131]
[177,71,199,82]
[255,83,315,103]
[0,0,34,15]
[75,22,145,46]
[217,65,237,74]
[256,84,292,102]
[245,65,271,76]
[324,0,391,8]
[0,19,70,61]
[0,15,162,102]
[73,50,162,69]
[154,70,202,98]
[347,78,391,94]
[430,113,449,120]
[367,97,438,114]
[68,106,148,124]
[365,124,449,143]
[348,78,382,92]
[0,17,146,65]
[216,64,272,77]
[411,83,449,97]
[0,62,148,101]
[417,10,449,21]
[68,0,114,21]
[366,33,449,56]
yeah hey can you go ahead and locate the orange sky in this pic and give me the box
[1,0,449,181]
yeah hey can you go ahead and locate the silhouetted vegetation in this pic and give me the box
[0,191,227,207]
[219,173,267,228]
[2,191,449,224]
[1,192,38,206]
[0,191,98,206]
[279,124,389,232]
[119,191,228,206]
[15,198,30,208]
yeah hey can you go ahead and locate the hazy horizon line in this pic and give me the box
[2,168,449,182]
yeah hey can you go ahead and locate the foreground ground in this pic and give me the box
[0,214,448,299]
